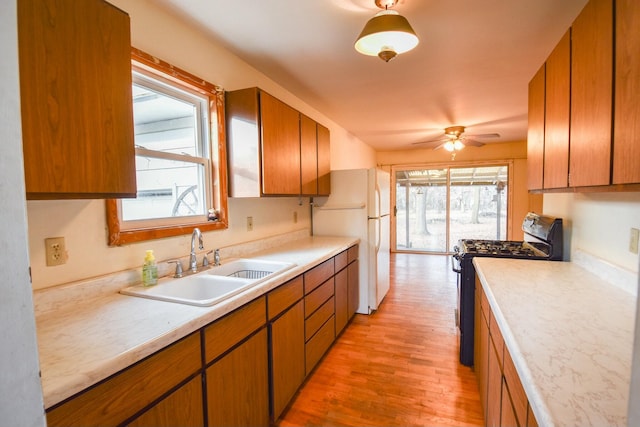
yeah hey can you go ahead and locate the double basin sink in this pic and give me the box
[120,258,295,306]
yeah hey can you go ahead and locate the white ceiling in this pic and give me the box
[154,0,588,151]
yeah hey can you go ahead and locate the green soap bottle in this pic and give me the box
[142,250,158,286]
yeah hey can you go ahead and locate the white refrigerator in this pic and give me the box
[312,168,390,314]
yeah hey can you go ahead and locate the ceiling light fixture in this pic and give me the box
[444,138,465,152]
[354,0,419,62]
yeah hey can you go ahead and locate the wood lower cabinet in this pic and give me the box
[204,297,269,427]
[18,0,136,199]
[268,277,305,421]
[206,329,269,427]
[46,333,201,427]
[347,246,360,319]
[475,276,539,427]
[127,376,204,427]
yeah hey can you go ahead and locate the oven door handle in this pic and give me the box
[452,254,462,273]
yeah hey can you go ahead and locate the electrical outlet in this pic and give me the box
[247,216,253,231]
[45,237,67,266]
[630,228,639,254]
[293,211,298,224]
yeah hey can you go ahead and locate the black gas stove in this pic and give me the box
[452,212,563,366]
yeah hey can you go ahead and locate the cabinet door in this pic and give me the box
[569,0,613,187]
[127,376,204,427]
[301,114,318,196]
[527,65,545,191]
[613,0,640,184]
[270,300,305,421]
[317,124,331,196]
[543,30,571,189]
[335,268,349,334]
[260,92,301,195]
[475,287,489,419]
[486,336,502,427]
[18,0,136,199]
[347,259,360,319]
[206,329,270,427]
[500,380,519,427]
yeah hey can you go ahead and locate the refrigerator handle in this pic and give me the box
[375,217,381,253]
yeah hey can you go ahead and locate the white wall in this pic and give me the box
[27,0,375,290]
[0,1,46,424]
[544,192,640,273]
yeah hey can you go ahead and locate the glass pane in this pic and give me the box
[131,82,201,156]
[449,166,508,248]
[122,156,206,220]
[395,169,448,251]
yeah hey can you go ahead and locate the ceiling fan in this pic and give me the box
[412,126,500,151]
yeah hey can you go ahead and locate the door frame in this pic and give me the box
[390,160,514,254]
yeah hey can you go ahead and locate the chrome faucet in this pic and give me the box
[189,227,203,273]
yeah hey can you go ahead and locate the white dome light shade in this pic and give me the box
[355,10,419,61]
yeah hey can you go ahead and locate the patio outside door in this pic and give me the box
[393,165,509,253]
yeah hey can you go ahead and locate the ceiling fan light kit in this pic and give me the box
[355,0,419,62]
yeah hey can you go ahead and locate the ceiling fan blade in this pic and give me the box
[466,133,500,139]
[411,136,447,145]
[464,138,485,147]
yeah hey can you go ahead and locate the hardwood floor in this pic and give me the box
[277,253,484,427]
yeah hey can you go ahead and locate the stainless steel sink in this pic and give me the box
[120,258,295,306]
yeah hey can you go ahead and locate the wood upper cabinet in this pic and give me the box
[226,87,331,197]
[18,0,136,199]
[569,0,614,187]
[261,92,302,195]
[317,123,331,196]
[301,114,319,195]
[527,65,545,191]
[543,30,571,189]
[613,0,640,184]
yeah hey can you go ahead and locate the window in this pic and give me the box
[107,49,228,245]
[393,163,510,253]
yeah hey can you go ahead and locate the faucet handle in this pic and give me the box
[214,249,221,266]
[202,250,214,267]
[167,260,183,278]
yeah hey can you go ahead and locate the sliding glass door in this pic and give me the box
[393,164,509,253]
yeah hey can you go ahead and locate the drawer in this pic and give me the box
[347,244,359,263]
[305,296,334,341]
[267,275,303,320]
[47,333,201,427]
[334,250,348,272]
[489,311,505,370]
[477,276,489,319]
[203,297,266,363]
[305,278,334,318]
[305,315,335,375]
[304,258,334,294]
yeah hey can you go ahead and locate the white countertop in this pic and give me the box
[474,257,636,427]
[34,235,358,409]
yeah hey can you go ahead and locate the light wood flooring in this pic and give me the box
[277,253,484,427]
